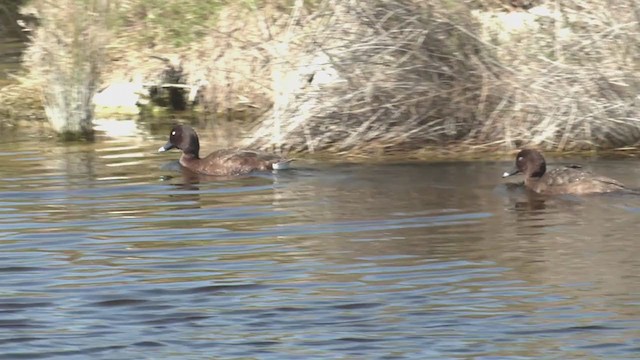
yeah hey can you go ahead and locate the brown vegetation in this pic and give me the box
[25,0,108,138]
[238,0,640,155]
[18,0,109,139]
[243,0,501,154]
[9,0,640,154]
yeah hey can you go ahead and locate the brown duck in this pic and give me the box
[158,125,292,176]
[502,149,627,195]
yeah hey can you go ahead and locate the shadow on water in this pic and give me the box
[0,133,638,359]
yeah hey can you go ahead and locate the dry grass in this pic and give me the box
[11,0,640,153]
[22,0,109,139]
[234,0,640,155]
[236,0,501,154]
[473,0,640,151]
[184,3,295,121]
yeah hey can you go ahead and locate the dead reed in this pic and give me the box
[22,0,109,139]
[13,0,640,153]
[238,0,640,155]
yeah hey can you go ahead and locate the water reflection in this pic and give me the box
[0,134,638,359]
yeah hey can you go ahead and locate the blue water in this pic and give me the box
[0,131,638,359]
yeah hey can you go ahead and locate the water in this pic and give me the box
[0,128,639,359]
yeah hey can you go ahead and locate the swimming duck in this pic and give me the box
[502,149,627,195]
[158,125,292,176]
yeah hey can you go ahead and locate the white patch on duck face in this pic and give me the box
[171,131,176,136]
[502,171,511,177]
[518,156,524,161]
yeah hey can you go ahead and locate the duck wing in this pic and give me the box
[199,149,291,176]
[544,167,593,185]
[543,166,626,193]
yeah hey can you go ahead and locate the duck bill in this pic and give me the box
[158,142,175,153]
[502,167,521,178]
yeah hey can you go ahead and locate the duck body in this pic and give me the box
[521,166,626,195]
[503,149,627,195]
[159,125,292,176]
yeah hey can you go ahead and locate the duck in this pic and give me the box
[502,149,627,195]
[158,125,292,176]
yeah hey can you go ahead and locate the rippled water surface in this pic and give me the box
[0,128,639,359]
